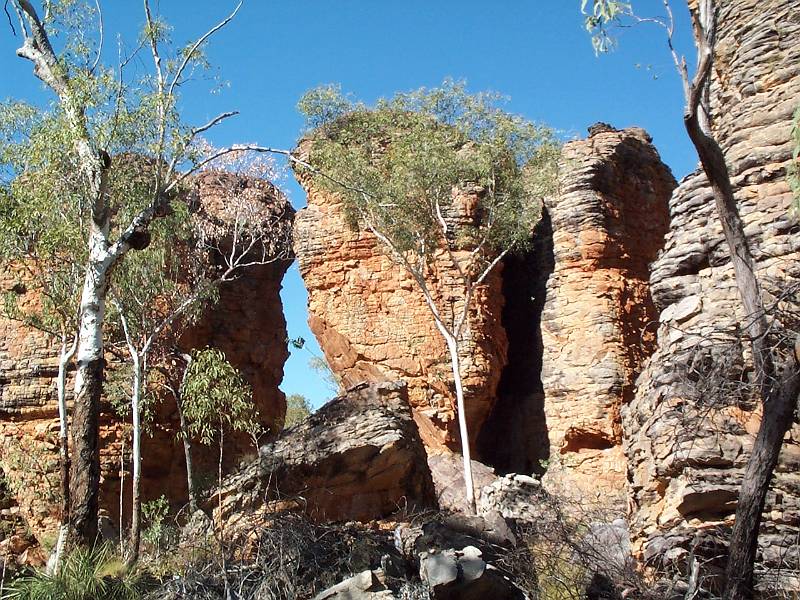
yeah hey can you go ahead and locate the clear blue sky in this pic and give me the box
[0,1,697,408]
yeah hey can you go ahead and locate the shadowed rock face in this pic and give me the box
[215,381,436,528]
[0,170,294,545]
[624,0,800,577]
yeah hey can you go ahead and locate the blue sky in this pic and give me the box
[0,1,697,408]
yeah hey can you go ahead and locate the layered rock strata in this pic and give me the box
[294,150,507,451]
[215,381,436,528]
[538,125,675,507]
[0,170,293,544]
[624,0,800,579]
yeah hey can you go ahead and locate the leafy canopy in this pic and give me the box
[581,0,632,54]
[283,393,313,428]
[0,0,226,342]
[297,80,560,271]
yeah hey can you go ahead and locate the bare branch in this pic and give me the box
[167,1,242,98]
[89,0,103,74]
[192,111,239,138]
[15,0,67,94]
[4,0,16,36]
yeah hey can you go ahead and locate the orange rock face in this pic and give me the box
[0,170,293,546]
[538,126,675,507]
[293,169,507,452]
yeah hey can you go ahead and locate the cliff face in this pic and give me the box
[294,126,674,493]
[293,164,507,452]
[625,0,800,574]
[0,170,293,545]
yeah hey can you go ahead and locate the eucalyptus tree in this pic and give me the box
[297,81,560,513]
[109,159,291,566]
[582,2,800,597]
[2,0,258,545]
[284,394,313,428]
[0,157,83,572]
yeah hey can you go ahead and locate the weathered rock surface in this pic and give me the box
[0,170,293,545]
[419,545,524,600]
[427,452,497,515]
[537,126,675,507]
[313,569,396,600]
[293,152,507,452]
[216,381,436,527]
[624,0,800,578]
[395,515,524,600]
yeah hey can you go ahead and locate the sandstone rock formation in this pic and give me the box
[215,381,436,528]
[478,126,675,507]
[294,149,507,452]
[539,126,675,507]
[624,0,800,580]
[0,170,293,545]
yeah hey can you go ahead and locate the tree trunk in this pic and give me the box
[175,354,198,513]
[723,365,800,599]
[51,334,77,574]
[176,395,198,513]
[126,349,143,568]
[70,258,110,545]
[444,333,477,515]
[119,430,125,555]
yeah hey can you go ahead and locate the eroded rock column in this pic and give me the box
[293,168,507,452]
[0,171,293,547]
[539,125,674,509]
[625,0,800,578]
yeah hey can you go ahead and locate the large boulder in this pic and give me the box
[216,381,436,528]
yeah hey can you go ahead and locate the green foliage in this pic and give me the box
[180,348,261,445]
[0,0,227,339]
[283,394,313,428]
[580,0,632,54]
[296,84,356,131]
[0,437,59,506]
[0,102,85,337]
[790,105,800,211]
[141,495,174,552]
[297,80,560,272]
[1,544,150,600]
[308,356,341,396]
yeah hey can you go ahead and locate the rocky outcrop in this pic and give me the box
[0,170,293,544]
[294,151,507,452]
[216,381,436,527]
[536,126,674,508]
[624,0,800,579]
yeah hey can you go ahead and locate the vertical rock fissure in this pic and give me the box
[476,209,554,476]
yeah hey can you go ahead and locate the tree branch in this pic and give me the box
[167,1,242,98]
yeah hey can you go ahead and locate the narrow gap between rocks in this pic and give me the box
[476,208,554,476]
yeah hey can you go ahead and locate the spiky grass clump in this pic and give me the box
[2,544,150,600]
